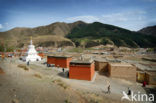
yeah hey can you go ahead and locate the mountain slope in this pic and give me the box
[0,21,86,50]
[138,25,156,36]
[66,22,156,48]
[0,21,156,52]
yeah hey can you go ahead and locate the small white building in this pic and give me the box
[24,37,41,62]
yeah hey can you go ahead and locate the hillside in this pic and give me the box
[0,21,156,51]
[0,21,86,51]
[67,22,156,48]
[138,25,156,36]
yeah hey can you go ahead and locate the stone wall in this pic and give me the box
[146,72,156,85]
[95,61,108,74]
[108,63,136,82]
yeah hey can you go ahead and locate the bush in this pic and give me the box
[17,64,29,71]
[52,79,68,89]
[0,43,15,52]
[68,48,83,53]
[34,73,42,79]
[64,99,72,103]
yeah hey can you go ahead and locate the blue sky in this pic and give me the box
[0,0,156,31]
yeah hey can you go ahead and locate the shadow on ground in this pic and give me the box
[144,86,156,103]
[57,71,69,79]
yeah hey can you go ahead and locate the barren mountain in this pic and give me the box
[0,21,86,49]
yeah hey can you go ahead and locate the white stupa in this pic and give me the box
[25,37,41,62]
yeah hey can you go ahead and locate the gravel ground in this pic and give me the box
[0,57,154,103]
[0,58,86,103]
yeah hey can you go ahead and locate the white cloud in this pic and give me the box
[0,24,3,29]
[66,16,100,23]
[66,10,146,23]
[66,10,149,31]
[102,13,128,22]
[102,10,146,23]
[5,23,8,25]
[101,10,147,30]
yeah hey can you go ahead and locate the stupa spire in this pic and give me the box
[30,36,33,45]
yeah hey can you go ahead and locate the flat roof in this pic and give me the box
[94,59,107,62]
[146,71,156,76]
[48,55,71,58]
[109,63,132,67]
[70,60,93,65]
[135,64,156,72]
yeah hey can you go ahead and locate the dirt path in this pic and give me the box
[28,59,148,103]
[0,58,151,103]
[0,59,86,103]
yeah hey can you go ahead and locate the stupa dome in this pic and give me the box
[25,37,41,62]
